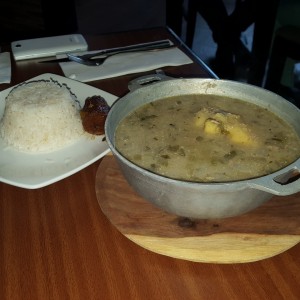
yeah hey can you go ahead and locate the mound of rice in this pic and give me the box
[0,80,85,152]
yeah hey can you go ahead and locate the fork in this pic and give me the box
[66,41,175,66]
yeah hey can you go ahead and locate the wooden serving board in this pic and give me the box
[95,155,300,263]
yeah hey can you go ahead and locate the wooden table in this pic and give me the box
[1,27,300,300]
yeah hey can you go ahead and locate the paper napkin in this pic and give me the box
[58,47,193,82]
[0,52,11,84]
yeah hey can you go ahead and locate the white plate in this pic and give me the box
[0,73,118,189]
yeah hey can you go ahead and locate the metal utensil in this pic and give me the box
[67,43,175,66]
[39,40,173,65]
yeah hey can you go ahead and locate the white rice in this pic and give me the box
[0,80,85,152]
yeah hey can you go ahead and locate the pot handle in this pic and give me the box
[128,70,174,92]
[249,162,300,196]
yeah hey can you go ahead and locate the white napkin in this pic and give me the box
[0,52,11,84]
[58,47,193,82]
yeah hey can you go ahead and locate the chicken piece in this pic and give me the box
[195,107,215,127]
[80,95,110,135]
[195,106,257,146]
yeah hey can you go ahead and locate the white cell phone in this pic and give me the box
[11,34,88,61]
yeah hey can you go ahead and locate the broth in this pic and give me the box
[115,94,300,182]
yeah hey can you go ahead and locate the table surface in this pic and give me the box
[1,27,300,300]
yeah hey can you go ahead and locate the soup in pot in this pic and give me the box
[115,94,300,182]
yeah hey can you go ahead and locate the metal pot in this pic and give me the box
[105,73,300,219]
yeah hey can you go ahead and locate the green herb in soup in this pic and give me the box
[115,94,300,182]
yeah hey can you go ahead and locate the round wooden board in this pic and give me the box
[95,155,300,263]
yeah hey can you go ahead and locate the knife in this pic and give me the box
[39,40,173,64]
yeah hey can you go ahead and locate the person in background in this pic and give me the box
[196,0,256,79]
[166,0,255,79]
